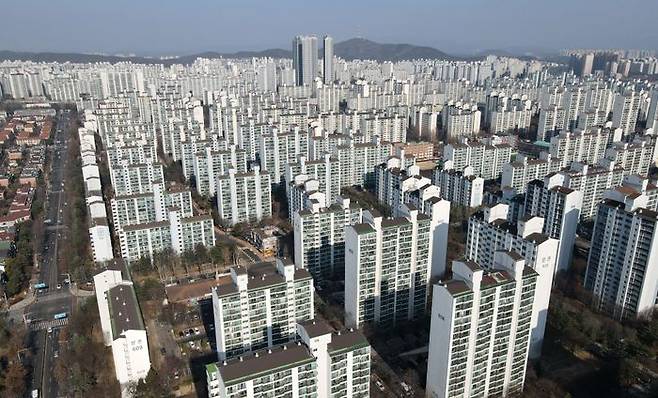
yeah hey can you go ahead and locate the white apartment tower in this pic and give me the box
[294,196,363,281]
[212,259,314,361]
[585,191,658,319]
[525,176,583,272]
[345,207,434,328]
[206,320,370,398]
[443,139,512,180]
[612,90,641,136]
[426,252,538,398]
[466,204,558,358]
[216,166,272,226]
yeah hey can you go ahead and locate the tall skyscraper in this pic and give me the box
[292,35,318,86]
[323,35,334,84]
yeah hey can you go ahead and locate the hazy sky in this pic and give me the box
[3,0,657,55]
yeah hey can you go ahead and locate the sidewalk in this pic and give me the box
[69,284,95,297]
[8,291,36,312]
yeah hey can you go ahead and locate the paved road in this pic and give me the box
[27,110,74,398]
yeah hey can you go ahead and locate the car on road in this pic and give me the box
[374,377,385,391]
[400,381,413,395]
[56,283,62,290]
[160,347,166,355]
[47,327,52,333]
[32,390,39,398]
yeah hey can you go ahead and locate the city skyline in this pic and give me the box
[2,0,658,56]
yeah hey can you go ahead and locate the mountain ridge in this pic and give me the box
[0,38,519,65]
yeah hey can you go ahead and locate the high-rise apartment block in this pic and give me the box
[426,252,538,398]
[206,320,370,398]
[294,196,363,281]
[443,139,512,180]
[433,165,484,208]
[502,153,562,194]
[612,90,641,136]
[548,161,625,219]
[323,36,334,84]
[443,103,482,140]
[525,176,583,272]
[345,207,434,328]
[467,204,558,357]
[585,190,658,319]
[212,259,314,361]
[549,128,617,168]
[216,167,273,226]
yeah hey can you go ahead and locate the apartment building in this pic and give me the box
[549,128,617,168]
[607,174,658,211]
[211,259,314,361]
[549,161,625,219]
[400,185,451,278]
[466,204,558,358]
[537,105,566,141]
[612,90,641,136]
[443,103,481,140]
[259,126,309,183]
[524,176,583,272]
[345,207,434,328]
[216,166,272,226]
[489,106,533,135]
[294,196,363,281]
[118,208,215,262]
[443,139,512,180]
[193,146,248,196]
[602,141,654,177]
[501,153,562,194]
[206,320,370,398]
[426,252,538,398]
[375,156,429,211]
[111,183,193,231]
[93,265,151,392]
[109,162,165,196]
[585,191,658,319]
[335,138,393,188]
[285,154,342,216]
[433,165,484,208]
[359,113,407,143]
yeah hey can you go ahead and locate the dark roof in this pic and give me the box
[107,284,144,337]
[328,329,369,355]
[442,280,471,296]
[121,220,169,231]
[525,232,550,244]
[215,260,311,298]
[298,319,334,338]
[217,343,314,386]
[352,223,376,235]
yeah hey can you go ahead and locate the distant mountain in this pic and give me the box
[335,38,454,61]
[0,49,292,65]
[0,38,463,65]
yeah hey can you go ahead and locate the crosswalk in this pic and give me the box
[29,318,69,331]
